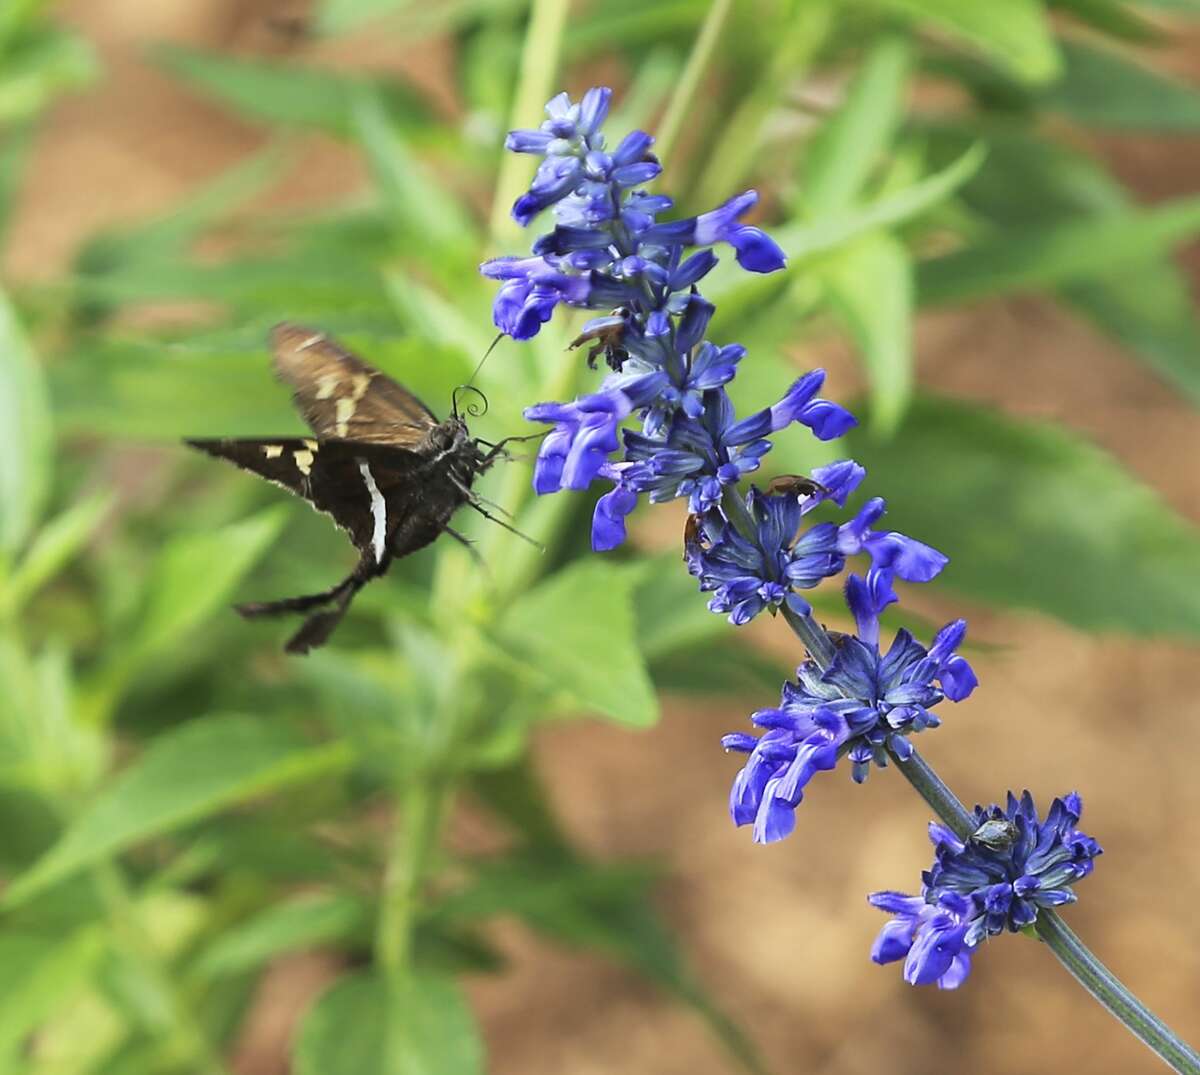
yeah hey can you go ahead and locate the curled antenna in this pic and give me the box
[452,383,489,419]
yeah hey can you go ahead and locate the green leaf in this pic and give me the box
[294,972,483,1075]
[820,232,913,434]
[153,44,426,135]
[190,894,367,981]
[846,395,1200,636]
[1063,263,1200,404]
[802,36,911,216]
[0,928,105,1059]
[865,0,1060,84]
[4,715,352,906]
[918,193,1200,305]
[3,491,113,612]
[1047,39,1200,130]
[499,561,659,727]
[351,91,476,251]
[0,23,96,124]
[129,508,287,661]
[0,288,51,556]
[707,142,985,316]
[1048,0,1166,43]
[0,119,33,248]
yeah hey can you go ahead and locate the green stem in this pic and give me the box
[376,777,449,977]
[488,0,570,245]
[655,0,732,176]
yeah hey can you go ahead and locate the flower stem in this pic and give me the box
[769,607,1200,1073]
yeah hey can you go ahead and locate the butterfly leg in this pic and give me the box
[443,526,485,566]
[235,573,357,618]
[467,502,544,551]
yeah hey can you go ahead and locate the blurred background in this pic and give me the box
[3,1,1200,1072]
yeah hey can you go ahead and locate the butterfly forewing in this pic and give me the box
[185,437,426,567]
[270,323,438,445]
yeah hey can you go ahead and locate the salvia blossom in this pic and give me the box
[490,86,1114,1012]
[869,792,1102,988]
[720,572,976,843]
[480,87,855,551]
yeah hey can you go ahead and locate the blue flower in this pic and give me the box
[524,389,632,493]
[686,487,846,625]
[838,497,948,583]
[869,792,1102,989]
[721,573,976,842]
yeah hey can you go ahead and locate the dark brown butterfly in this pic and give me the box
[186,323,513,654]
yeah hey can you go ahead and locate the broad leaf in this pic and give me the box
[294,972,483,1075]
[1048,39,1200,130]
[499,561,659,727]
[4,715,352,905]
[847,396,1200,636]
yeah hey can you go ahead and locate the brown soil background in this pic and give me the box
[8,3,1200,1073]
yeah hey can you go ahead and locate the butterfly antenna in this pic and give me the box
[452,384,489,420]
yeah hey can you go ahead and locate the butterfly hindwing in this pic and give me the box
[270,323,438,446]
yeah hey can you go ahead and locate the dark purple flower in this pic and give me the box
[838,497,948,583]
[869,792,1101,989]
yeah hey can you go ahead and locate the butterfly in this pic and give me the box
[186,323,515,654]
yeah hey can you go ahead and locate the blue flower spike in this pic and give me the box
[869,792,1102,989]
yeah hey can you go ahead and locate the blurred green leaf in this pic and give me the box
[0,288,51,556]
[314,0,409,34]
[352,91,477,252]
[820,231,913,434]
[1048,39,1200,129]
[1048,0,1167,42]
[129,508,287,662]
[294,971,483,1075]
[847,395,1200,636]
[4,715,352,906]
[802,36,911,216]
[865,0,1060,84]
[929,126,1200,403]
[0,928,105,1060]
[918,193,1200,304]
[152,44,427,135]
[1063,264,1200,404]
[649,641,788,698]
[708,142,985,316]
[3,491,113,613]
[0,23,95,124]
[190,894,367,981]
[0,120,33,247]
[499,561,660,727]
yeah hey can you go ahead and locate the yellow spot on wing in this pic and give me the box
[293,449,315,475]
[303,439,318,451]
[316,374,339,400]
[335,397,356,437]
[263,444,283,459]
